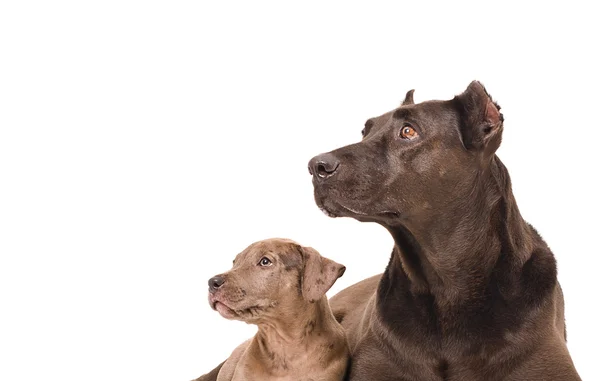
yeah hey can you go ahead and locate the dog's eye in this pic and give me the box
[258,257,273,267]
[399,125,418,140]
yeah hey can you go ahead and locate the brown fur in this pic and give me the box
[194,238,348,381]
[308,81,581,380]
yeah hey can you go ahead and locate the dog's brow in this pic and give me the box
[365,119,374,128]
[392,108,410,120]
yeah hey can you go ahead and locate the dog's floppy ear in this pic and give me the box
[401,89,415,106]
[300,247,345,302]
[455,81,504,156]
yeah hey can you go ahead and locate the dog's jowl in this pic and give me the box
[196,238,348,381]
[308,82,581,380]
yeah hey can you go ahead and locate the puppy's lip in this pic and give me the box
[213,301,238,319]
[208,295,231,312]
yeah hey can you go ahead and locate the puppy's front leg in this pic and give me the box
[216,340,251,381]
[192,361,224,381]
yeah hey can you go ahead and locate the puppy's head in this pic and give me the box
[207,238,345,323]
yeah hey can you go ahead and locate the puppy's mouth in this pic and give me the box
[211,300,238,320]
[209,296,273,321]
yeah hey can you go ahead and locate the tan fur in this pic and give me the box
[204,239,348,381]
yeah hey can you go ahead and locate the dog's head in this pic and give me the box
[308,81,504,225]
[207,238,345,323]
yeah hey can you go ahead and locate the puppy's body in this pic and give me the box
[198,239,348,381]
[218,298,347,381]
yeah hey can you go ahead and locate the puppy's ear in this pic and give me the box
[401,89,415,106]
[300,247,346,302]
[455,81,504,156]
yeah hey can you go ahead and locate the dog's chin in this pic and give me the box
[316,196,400,223]
[316,196,369,219]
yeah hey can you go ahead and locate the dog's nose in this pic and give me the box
[208,276,225,293]
[308,153,340,180]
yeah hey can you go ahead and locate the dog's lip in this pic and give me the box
[317,197,400,220]
[379,210,400,218]
[319,206,338,218]
[339,204,367,216]
[317,198,365,218]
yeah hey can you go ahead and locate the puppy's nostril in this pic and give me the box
[208,276,225,292]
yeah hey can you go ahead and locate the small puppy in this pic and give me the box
[205,238,348,381]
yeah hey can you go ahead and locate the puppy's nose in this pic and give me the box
[308,153,340,180]
[208,276,225,293]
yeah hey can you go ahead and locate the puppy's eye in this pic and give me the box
[258,257,272,267]
[361,128,366,137]
[399,125,418,140]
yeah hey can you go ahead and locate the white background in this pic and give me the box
[1,1,598,380]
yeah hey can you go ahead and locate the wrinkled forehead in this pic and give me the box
[234,239,301,263]
[367,100,458,135]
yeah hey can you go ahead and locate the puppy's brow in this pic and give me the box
[365,119,374,129]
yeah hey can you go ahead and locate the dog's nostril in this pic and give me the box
[316,161,339,178]
[309,153,340,180]
[317,163,328,178]
[208,276,225,292]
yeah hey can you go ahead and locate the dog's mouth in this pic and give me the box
[315,195,355,218]
[321,203,367,218]
[316,195,399,221]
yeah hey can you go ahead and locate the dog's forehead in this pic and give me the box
[394,100,453,120]
[367,110,395,127]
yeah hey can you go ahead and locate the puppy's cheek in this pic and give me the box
[219,285,248,305]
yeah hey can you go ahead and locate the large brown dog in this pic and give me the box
[307,82,581,380]
[195,238,348,381]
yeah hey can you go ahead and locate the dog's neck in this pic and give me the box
[384,156,537,306]
[251,297,339,371]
